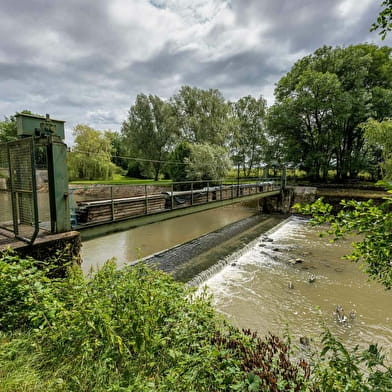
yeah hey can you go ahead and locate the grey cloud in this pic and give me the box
[0,0,391,136]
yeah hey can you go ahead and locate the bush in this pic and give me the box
[1,251,391,391]
[0,253,312,391]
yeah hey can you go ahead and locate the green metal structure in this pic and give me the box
[0,113,70,244]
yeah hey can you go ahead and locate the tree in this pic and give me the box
[371,0,392,39]
[0,110,33,143]
[68,124,117,180]
[167,141,191,183]
[269,44,392,181]
[172,86,230,145]
[185,143,231,182]
[121,94,178,181]
[361,118,392,180]
[230,96,268,177]
[269,70,347,180]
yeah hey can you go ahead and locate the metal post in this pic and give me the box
[191,182,194,205]
[29,138,39,243]
[110,186,115,221]
[220,180,222,200]
[47,137,71,233]
[7,145,18,235]
[144,184,148,214]
[171,183,174,209]
[206,181,209,203]
[282,167,287,189]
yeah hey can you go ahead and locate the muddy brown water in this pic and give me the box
[197,216,392,359]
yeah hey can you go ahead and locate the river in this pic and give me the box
[196,216,392,358]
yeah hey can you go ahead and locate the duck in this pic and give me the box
[334,305,348,323]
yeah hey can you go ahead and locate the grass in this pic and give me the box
[70,174,172,186]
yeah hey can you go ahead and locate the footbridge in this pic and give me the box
[71,179,283,239]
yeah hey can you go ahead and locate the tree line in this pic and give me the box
[1,43,392,183]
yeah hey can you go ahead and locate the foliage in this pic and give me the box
[371,0,392,39]
[172,86,230,145]
[214,329,311,392]
[230,96,268,177]
[361,118,392,180]
[68,124,118,181]
[313,329,392,391]
[0,251,62,331]
[269,44,392,181]
[0,110,33,143]
[1,251,392,391]
[167,141,192,183]
[297,197,392,289]
[70,175,172,185]
[185,143,232,182]
[121,94,178,181]
[0,251,312,392]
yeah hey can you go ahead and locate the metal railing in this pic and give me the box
[72,177,282,227]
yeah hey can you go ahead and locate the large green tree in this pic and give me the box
[269,44,392,181]
[68,124,116,180]
[230,96,268,177]
[172,86,230,145]
[121,94,178,181]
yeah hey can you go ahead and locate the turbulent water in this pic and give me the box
[197,216,392,358]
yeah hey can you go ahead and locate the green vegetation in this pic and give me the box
[298,197,392,290]
[70,174,172,186]
[68,125,118,181]
[0,251,308,391]
[0,110,34,143]
[269,44,392,181]
[1,251,391,391]
[230,96,268,178]
[372,0,392,39]
[121,94,178,181]
[362,118,392,180]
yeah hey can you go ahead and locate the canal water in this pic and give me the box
[195,216,392,358]
[81,204,257,273]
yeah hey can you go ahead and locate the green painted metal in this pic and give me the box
[1,138,40,243]
[47,137,71,233]
[15,113,65,139]
[78,190,280,240]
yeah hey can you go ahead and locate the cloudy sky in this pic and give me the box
[0,0,390,144]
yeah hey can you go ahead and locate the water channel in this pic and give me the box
[81,204,257,273]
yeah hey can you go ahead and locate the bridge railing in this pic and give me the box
[72,177,282,227]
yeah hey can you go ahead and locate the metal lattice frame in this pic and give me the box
[0,138,39,243]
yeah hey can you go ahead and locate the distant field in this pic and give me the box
[70,175,172,186]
